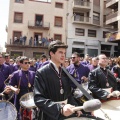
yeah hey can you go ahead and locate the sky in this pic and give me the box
[0,0,9,51]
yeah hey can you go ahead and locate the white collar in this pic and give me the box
[50,60,59,74]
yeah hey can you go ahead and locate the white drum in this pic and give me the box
[0,100,17,120]
[65,117,94,120]
[94,99,120,120]
[20,92,36,109]
[64,114,103,120]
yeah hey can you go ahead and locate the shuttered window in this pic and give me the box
[75,28,85,36]
[14,12,23,23]
[55,17,62,27]
[54,34,62,40]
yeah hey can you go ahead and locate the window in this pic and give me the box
[11,51,23,58]
[55,2,63,8]
[93,12,99,21]
[103,31,109,38]
[14,12,23,23]
[54,17,62,27]
[13,31,22,43]
[88,29,96,37]
[54,34,62,40]
[75,28,85,36]
[15,0,24,3]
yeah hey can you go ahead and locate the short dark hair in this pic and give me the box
[72,52,80,57]
[48,40,68,56]
[19,56,29,63]
[41,54,47,60]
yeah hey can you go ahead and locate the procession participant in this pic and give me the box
[5,56,35,120]
[66,52,90,111]
[29,59,36,72]
[34,40,82,120]
[112,56,120,91]
[0,53,12,99]
[88,57,99,71]
[88,54,120,100]
[13,56,21,72]
[37,54,48,69]
[81,54,90,65]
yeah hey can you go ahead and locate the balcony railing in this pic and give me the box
[28,21,50,30]
[103,23,114,29]
[93,19,100,25]
[73,16,91,23]
[106,11,118,21]
[73,0,91,10]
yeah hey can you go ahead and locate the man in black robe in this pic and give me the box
[34,40,82,120]
[88,54,120,100]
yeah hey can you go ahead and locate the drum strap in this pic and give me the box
[62,67,93,100]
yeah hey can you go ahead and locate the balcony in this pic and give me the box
[73,0,91,11]
[92,19,100,26]
[106,11,119,24]
[28,21,50,30]
[106,0,118,8]
[72,16,91,24]
[103,23,114,29]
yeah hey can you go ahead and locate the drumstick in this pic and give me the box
[100,108,111,120]
[72,106,83,111]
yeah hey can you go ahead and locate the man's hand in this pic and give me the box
[111,91,120,98]
[61,104,82,117]
[81,76,88,82]
[107,93,112,98]
[4,86,12,94]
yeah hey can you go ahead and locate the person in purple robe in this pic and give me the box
[5,56,35,120]
[66,52,90,106]
[0,54,12,99]
[88,57,99,71]
[29,59,36,72]
[13,56,21,72]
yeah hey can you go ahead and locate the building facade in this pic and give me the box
[6,0,68,58]
[105,0,120,56]
[6,0,119,58]
[66,0,118,57]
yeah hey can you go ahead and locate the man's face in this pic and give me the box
[99,55,108,66]
[20,60,30,70]
[50,48,66,64]
[92,59,98,66]
[0,55,5,65]
[5,56,10,63]
[71,54,79,64]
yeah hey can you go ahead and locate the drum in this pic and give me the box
[0,100,17,120]
[20,92,36,109]
[94,99,120,120]
[64,114,104,120]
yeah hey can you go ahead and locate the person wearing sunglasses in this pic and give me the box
[5,56,35,120]
[66,52,90,106]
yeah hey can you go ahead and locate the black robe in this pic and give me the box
[34,63,78,120]
[88,66,117,100]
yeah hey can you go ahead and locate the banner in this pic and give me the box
[106,32,120,42]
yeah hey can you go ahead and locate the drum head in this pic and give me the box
[0,100,17,120]
[64,114,104,120]
[20,92,36,109]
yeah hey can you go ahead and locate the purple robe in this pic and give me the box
[66,63,90,88]
[9,70,35,111]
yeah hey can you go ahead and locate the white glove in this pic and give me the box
[111,91,120,97]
